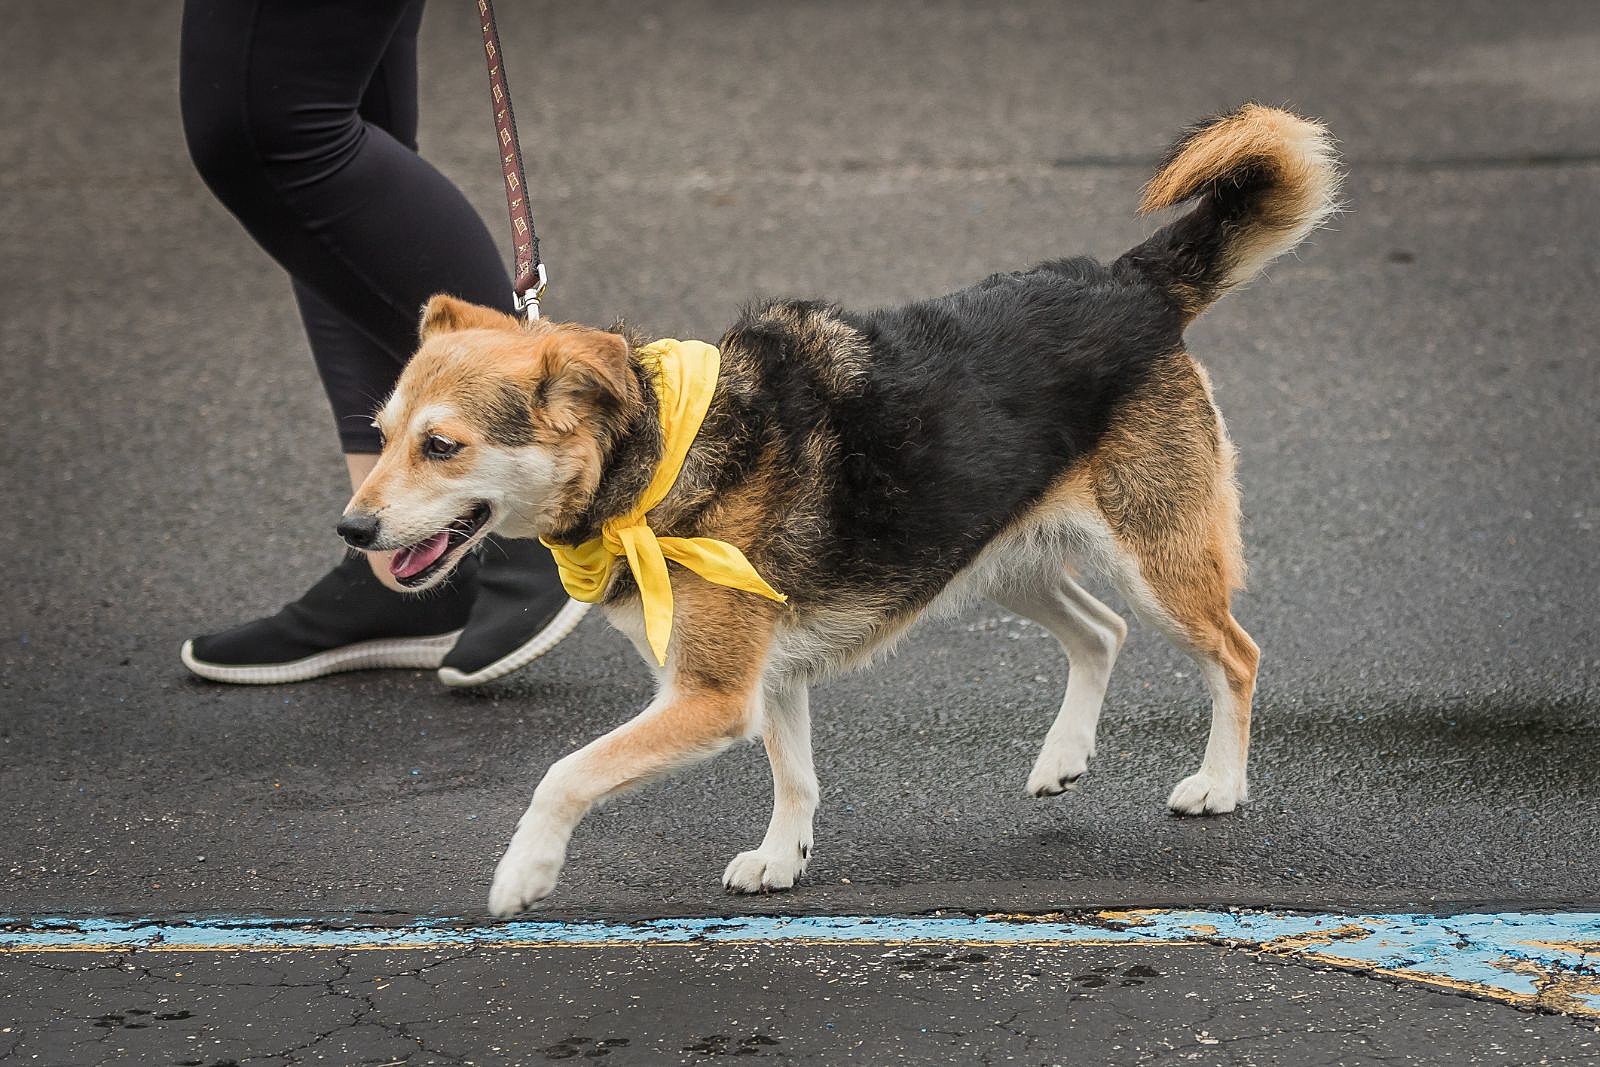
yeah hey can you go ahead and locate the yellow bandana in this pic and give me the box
[542,338,786,665]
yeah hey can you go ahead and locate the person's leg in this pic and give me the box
[181,0,515,360]
[179,0,474,683]
[178,0,578,685]
[294,16,420,580]
[292,284,389,462]
[292,0,432,464]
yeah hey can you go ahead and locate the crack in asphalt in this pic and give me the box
[220,949,485,1066]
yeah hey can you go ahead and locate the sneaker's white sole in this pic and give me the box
[180,630,463,685]
[436,598,591,688]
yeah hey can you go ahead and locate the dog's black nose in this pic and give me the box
[336,511,380,549]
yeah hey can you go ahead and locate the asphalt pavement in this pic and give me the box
[7,940,1598,1066]
[2,1,1598,1063]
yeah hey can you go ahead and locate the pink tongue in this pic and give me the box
[390,531,451,579]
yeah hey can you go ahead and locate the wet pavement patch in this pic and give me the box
[680,1032,781,1057]
[540,1034,632,1059]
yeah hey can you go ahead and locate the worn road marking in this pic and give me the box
[3,910,1597,1017]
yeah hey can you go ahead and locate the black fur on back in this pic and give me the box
[660,256,1187,612]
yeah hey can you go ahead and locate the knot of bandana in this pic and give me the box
[542,339,786,665]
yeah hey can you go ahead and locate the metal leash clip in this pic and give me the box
[515,263,548,322]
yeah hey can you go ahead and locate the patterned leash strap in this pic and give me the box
[477,0,546,320]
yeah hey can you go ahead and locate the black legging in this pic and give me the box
[180,0,512,454]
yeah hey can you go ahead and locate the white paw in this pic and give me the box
[487,833,565,916]
[1167,770,1247,816]
[722,845,809,894]
[1026,735,1094,797]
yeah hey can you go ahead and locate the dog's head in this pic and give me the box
[338,295,640,591]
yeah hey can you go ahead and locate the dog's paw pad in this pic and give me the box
[1167,771,1245,816]
[722,847,807,894]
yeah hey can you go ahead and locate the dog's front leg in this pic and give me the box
[486,682,757,914]
[723,676,816,893]
[487,587,775,915]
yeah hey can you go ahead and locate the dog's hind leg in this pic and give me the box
[1091,360,1260,815]
[1115,547,1258,816]
[487,585,777,915]
[993,577,1127,797]
[723,675,817,893]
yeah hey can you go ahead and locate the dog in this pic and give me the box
[340,104,1339,914]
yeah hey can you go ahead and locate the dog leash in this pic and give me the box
[476,0,546,321]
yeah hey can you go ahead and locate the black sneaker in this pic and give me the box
[436,536,589,688]
[180,553,479,684]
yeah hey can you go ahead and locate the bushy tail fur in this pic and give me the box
[1118,104,1341,323]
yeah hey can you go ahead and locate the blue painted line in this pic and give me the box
[0,913,1157,951]
[2,910,1597,1016]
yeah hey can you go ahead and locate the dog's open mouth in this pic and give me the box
[389,503,492,588]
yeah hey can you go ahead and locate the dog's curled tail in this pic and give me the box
[1118,104,1341,323]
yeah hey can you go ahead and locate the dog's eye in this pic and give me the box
[423,434,462,460]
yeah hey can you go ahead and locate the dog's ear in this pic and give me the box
[419,294,524,338]
[545,329,634,405]
[538,328,638,432]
